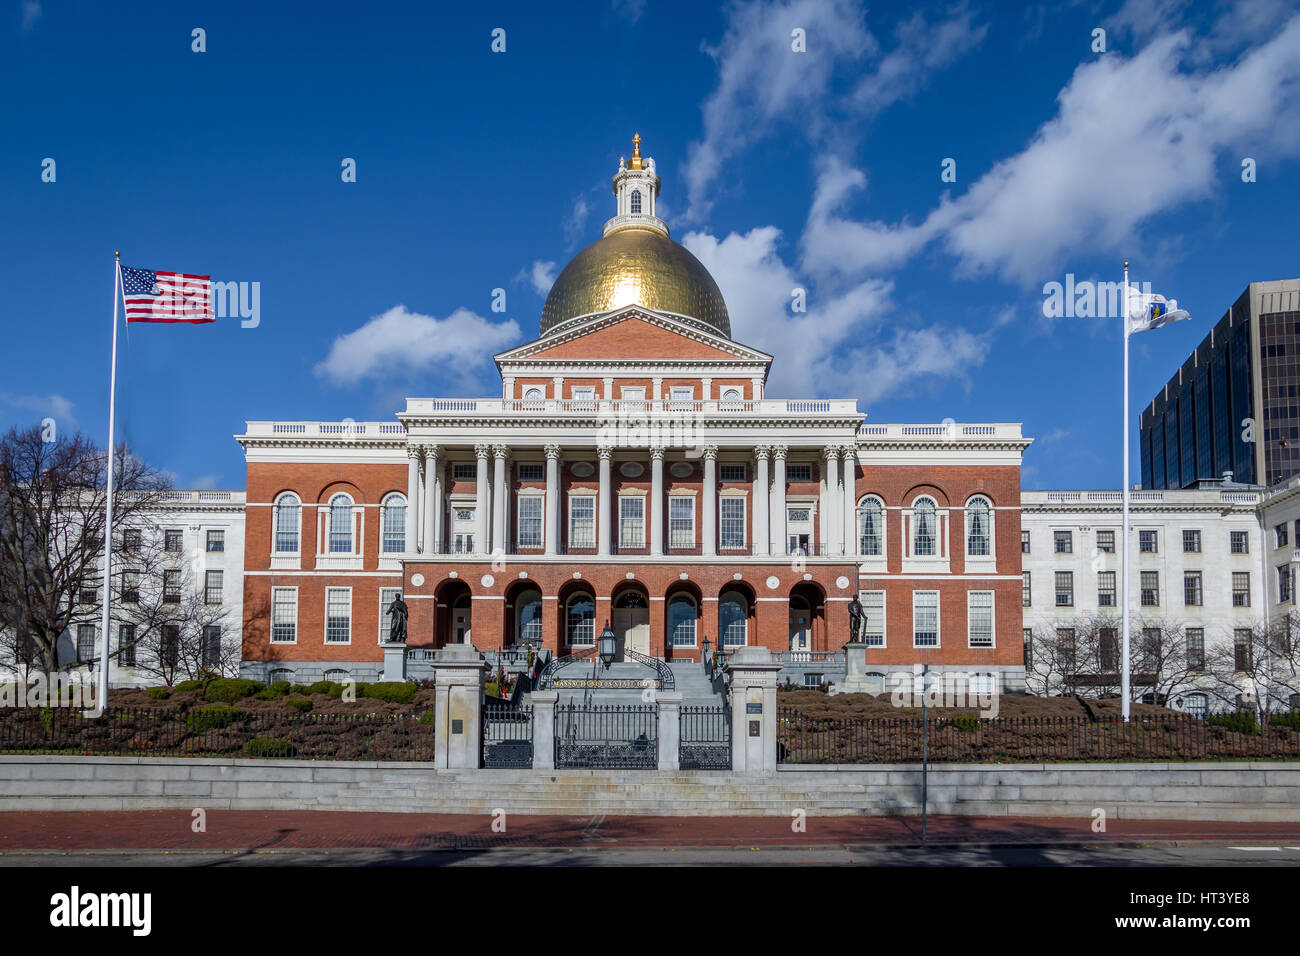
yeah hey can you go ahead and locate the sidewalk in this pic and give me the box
[2,811,1299,853]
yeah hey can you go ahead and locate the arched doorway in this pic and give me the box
[789,596,811,653]
[434,579,472,648]
[611,585,649,660]
[513,587,542,648]
[788,582,826,656]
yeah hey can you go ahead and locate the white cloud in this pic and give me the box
[190,473,221,490]
[0,391,75,426]
[521,259,557,297]
[20,1,40,30]
[852,6,987,116]
[610,0,646,24]
[314,305,520,388]
[564,194,592,247]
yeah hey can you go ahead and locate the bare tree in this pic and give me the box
[0,425,170,679]
[120,559,234,684]
[1129,616,1202,708]
[1206,618,1289,725]
[1023,623,1077,697]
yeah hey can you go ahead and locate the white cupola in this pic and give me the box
[603,133,669,239]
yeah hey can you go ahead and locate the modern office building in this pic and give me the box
[1140,279,1300,490]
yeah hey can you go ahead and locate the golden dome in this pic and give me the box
[540,228,731,337]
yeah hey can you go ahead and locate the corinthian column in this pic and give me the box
[423,445,439,554]
[473,443,491,554]
[770,445,787,555]
[650,445,665,555]
[842,443,858,558]
[544,443,561,556]
[702,445,718,556]
[822,444,840,554]
[754,446,770,557]
[492,444,509,553]
[406,446,421,554]
[597,446,613,557]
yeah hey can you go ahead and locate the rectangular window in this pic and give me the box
[803,673,824,688]
[1055,571,1074,607]
[202,626,221,667]
[517,463,544,481]
[669,496,695,549]
[1277,523,1289,548]
[1054,530,1072,554]
[1096,530,1115,553]
[720,497,746,549]
[163,570,181,604]
[1183,571,1202,606]
[160,626,179,668]
[1098,571,1116,607]
[1232,571,1251,606]
[379,587,402,644]
[620,386,646,404]
[1230,530,1249,554]
[76,625,96,664]
[720,463,746,482]
[1186,628,1205,671]
[271,587,298,643]
[79,578,99,604]
[1100,628,1119,671]
[1234,629,1252,671]
[1182,529,1201,553]
[569,496,595,548]
[1140,570,1160,606]
[1139,530,1158,553]
[120,569,140,605]
[860,591,884,647]
[1057,628,1076,669]
[786,464,812,482]
[204,570,223,605]
[452,508,475,554]
[570,387,595,410]
[122,529,141,552]
[967,591,994,648]
[912,591,939,648]
[1021,530,1030,554]
[1022,571,1031,608]
[452,463,476,481]
[206,530,224,553]
[118,624,136,667]
[164,529,183,553]
[619,496,645,548]
[325,588,351,644]
[517,496,543,548]
[1280,565,1293,604]
[1023,629,1033,668]
[669,386,694,407]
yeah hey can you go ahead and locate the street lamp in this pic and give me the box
[598,620,617,669]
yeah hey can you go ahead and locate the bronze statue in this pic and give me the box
[846,598,863,646]
[387,594,409,643]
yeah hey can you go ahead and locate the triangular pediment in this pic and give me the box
[495,307,772,365]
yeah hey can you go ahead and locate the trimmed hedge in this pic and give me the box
[174,679,204,693]
[268,680,292,696]
[187,705,245,731]
[203,678,264,704]
[363,682,416,704]
[1207,710,1258,734]
[244,736,296,758]
[143,687,171,700]
[285,696,313,713]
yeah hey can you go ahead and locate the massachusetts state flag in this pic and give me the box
[121,266,214,323]
[1127,289,1190,334]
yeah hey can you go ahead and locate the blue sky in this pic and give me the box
[3,0,1299,491]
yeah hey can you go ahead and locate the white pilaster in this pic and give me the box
[544,443,561,556]
[650,445,665,555]
[770,445,787,555]
[702,445,718,557]
[598,446,613,557]
[842,443,858,559]
[702,378,712,402]
[552,376,564,400]
[423,445,439,554]
[406,447,421,554]
[603,377,614,402]
[752,378,763,401]
[474,443,490,554]
[492,444,508,553]
[754,446,770,557]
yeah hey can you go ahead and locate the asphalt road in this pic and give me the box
[5,844,1300,866]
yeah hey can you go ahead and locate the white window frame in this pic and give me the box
[619,494,645,549]
[570,387,596,411]
[964,495,993,561]
[719,592,748,648]
[860,590,885,648]
[857,495,885,558]
[669,495,695,549]
[204,569,223,605]
[668,595,698,647]
[271,587,298,644]
[913,590,939,648]
[719,463,746,482]
[566,593,596,647]
[568,495,596,549]
[381,492,406,554]
[273,492,301,556]
[967,590,994,648]
[324,587,352,645]
[719,496,746,550]
[326,493,356,555]
[911,496,938,558]
[517,462,544,481]
[786,463,812,482]
[452,462,477,480]
[517,494,544,549]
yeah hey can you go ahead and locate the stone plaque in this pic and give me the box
[746,702,762,715]
[451,719,463,735]
[749,720,760,737]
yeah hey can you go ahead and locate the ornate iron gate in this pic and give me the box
[554,702,657,769]
[482,699,534,768]
[680,704,731,769]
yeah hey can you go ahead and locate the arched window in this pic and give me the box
[324,668,351,683]
[268,667,293,686]
[858,496,884,556]
[630,189,642,214]
[516,589,542,646]
[381,493,406,554]
[668,595,697,647]
[328,494,353,554]
[966,496,991,557]
[719,592,748,648]
[566,592,595,646]
[912,496,937,556]
[274,493,300,553]
[524,387,543,400]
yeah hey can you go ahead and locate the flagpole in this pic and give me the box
[1121,260,1132,723]
[94,252,122,716]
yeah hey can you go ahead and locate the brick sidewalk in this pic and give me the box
[1,811,1298,852]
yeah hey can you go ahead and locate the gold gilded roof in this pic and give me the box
[539,228,731,337]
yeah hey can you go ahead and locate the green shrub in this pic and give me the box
[253,688,279,701]
[285,696,313,712]
[143,687,171,700]
[362,681,416,704]
[1208,710,1258,734]
[188,705,245,731]
[417,710,435,726]
[290,684,310,695]
[174,679,204,693]
[203,678,263,704]
[268,680,292,696]
[306,680,334,696]
[1269,710,1300,732]
[951,715,981,733]
[243,736,295,758]
[484,682,499,697]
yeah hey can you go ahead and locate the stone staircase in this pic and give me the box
[522,659,725,707]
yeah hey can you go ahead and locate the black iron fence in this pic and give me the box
[680,704,731,769]
[482,699,533,768]
[555,702,657,769]
[0,707,435,761]
[777,709,1300,764]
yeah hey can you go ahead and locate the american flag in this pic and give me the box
[120,266,214,323]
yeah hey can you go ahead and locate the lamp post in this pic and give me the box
[598,620,617,670]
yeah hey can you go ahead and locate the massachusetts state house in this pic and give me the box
[237,137,1031,689]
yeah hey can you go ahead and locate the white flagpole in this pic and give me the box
[1121,260,1132,722]
[93,252,122,716]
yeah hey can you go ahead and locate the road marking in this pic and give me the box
[1229,846,1281,851]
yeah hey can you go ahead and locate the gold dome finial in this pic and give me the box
[629,132,643,170]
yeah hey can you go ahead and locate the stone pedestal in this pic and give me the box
[830,642,875,695]
[656,691,683,771]
[380,642,408,683]
[728,646,781,776]
[530,691,558,770]
[432,643,489,770]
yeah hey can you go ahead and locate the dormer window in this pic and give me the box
[630,189,642,214]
